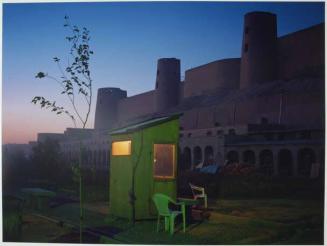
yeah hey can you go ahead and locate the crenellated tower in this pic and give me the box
[240,11,278,89]
[94,87,127,130]
[155,58,181,112]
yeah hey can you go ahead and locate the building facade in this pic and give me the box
[37,11,324,178]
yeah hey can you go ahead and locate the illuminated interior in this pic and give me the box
[153,144,175,179]
[112,140,132,156]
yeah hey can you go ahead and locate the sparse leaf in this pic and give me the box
[36,72,46,78]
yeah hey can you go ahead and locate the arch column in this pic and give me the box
[272,149,278,176]
[254,150,260,168]
[190,146,195,170]
[291,148,298,177]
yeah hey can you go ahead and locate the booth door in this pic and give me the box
[150,143,177,215]
[110,141,133,219]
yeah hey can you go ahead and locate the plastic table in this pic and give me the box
[177,198,199,227]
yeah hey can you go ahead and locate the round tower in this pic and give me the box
[240,12,277,89]
[155,58,180,112]
[94,87,127,130]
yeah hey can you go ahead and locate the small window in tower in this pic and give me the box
[244,43,249,53]
[155,81,158,89]
[245,26,249,34]
[206,131,212,136]
[187,133,192,138]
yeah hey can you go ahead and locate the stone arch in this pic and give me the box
[226,150,239,164]
[298,148,316,177]
[204,146,214,166]
[215,152,223,165]
[278,149,293,177]
[177,146,182,171]
[243,150,256,165]
[193,146,202,166]
[182,147,192,170]
[259,149,273,175]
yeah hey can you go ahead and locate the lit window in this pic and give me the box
[112,140,131,156]
[153,144,175,179]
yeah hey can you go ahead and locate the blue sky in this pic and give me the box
[3,1,325,143]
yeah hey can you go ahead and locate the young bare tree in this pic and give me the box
[32,16,93,243]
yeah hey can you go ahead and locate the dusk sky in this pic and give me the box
[3,1,324,144]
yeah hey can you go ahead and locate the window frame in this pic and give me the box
[111,140,132,156]
[153,143,176,180]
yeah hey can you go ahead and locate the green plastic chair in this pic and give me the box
[152,193,186,235]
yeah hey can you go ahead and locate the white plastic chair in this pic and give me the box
[189,183,208,208]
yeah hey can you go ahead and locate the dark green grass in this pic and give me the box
[18,198,323,244]
[103,199,323,244]
[21,214,71,242]
[42,203,106,227]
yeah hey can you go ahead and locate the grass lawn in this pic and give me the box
[19,198,323,244]
[21,214,71,242]
[102,198,324,244]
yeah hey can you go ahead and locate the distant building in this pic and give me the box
[37,133,66,143]
[37,11,325,178]
[3,144,33,159]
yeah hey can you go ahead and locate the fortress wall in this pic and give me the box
[282,92,324,127]
[195,107,216,129]
[238,91,324,127]
[213,104,238,126]
[117,90,156,123]
[180,109,202,129]
[180,88,323,131]
[255,93,281,124]
[277,23,324,80]
[180,104,236,130]
[183,58,240,98]
[235,100,259,124]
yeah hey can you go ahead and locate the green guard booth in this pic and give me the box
[109,115,180,220]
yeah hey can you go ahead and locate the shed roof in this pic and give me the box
[110,114,180,135]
